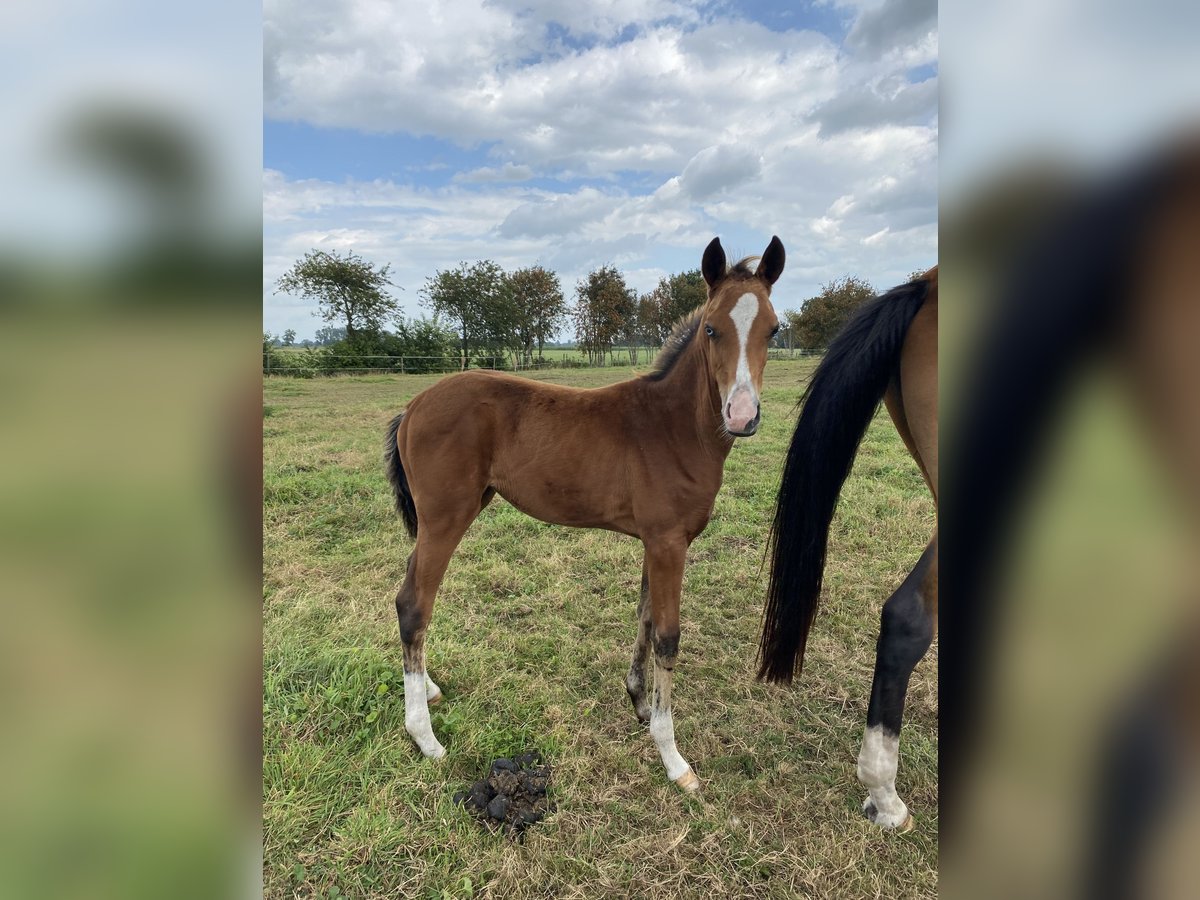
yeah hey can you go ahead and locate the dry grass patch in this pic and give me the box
[264,360,937,898]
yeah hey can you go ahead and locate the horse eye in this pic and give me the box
[770,324,780,338]
[704,324,715,337]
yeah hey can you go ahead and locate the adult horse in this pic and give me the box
[758,267,937,829]
[385,236,785,791]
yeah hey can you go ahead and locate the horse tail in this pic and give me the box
[384,412,418,539]
[757,276,931,684]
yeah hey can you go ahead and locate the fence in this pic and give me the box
[263,348,823,377]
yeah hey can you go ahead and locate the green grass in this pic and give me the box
[263,360,937,899]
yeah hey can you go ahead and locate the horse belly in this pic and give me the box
[491,458,636,535]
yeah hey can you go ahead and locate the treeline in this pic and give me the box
[418,258,715,368]
[265,249,711,374]
[266,248,908,376]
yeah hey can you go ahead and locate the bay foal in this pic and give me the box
[385,236,784,791]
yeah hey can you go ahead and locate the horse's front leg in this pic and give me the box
[644,535,699,793]
[625,562,653,724]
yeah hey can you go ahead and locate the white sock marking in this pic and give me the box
[651,705,691,781]
[857,725,908,827]
[650,662,692,782]
[404,671,446,759]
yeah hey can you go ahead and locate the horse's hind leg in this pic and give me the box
[397,552,443,706]
[395,500,482,760]
[625,561,653,724]
[858,537,937,829]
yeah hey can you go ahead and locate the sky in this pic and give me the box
[263,0,937,340]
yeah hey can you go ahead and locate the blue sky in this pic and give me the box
[264,0,937,339]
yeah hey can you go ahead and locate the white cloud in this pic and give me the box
[678,144,763,199]
[263,1,939,337]
[265,4,841,175]
[845,0,937,61]
[453,164,534,184]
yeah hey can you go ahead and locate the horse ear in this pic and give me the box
[758,236,785,286]
[701,237,726,288]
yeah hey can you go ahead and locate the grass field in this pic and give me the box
[263,359,938,899]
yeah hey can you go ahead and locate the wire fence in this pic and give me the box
[263,348,823,377]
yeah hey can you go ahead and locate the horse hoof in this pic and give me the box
[674,769,701,793]
[862,797,912,831]
[427,691,443,706]
[626,686,650,724]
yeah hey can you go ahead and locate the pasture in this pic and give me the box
[263,359,937,898]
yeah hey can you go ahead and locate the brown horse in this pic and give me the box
[757,267,937,829]
[384,236,785,791]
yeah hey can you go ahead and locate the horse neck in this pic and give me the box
[644,334,732,460]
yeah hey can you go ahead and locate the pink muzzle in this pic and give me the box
[724,388,760,435]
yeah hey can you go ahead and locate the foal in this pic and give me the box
[385,236,784,791]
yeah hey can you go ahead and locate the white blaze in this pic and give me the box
[729,292,759,391]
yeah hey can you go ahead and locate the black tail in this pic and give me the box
[384,412,418,539]
[757,277,931,683]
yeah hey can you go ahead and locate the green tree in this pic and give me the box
[421,260,514,369]
[313,325,346,346]
[275,249,399,342]
[642,269,707,345]
[507,265,567,365]
[391,316,458,371]
[793,275,876,349]
[777,309,805,353]
[282,328,296,347]
[574,266,636,366]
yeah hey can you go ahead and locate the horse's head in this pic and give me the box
[699,235,785,437]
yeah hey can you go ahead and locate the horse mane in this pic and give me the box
[643,309,703,381]
[642,256,761,381]
[727,255,761,278]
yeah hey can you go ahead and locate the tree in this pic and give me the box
[275,249,399,342]
[421,260,514,369]
[634,294,660,362]
[574,266,636,366]
[642,269,708,345]
[792,275,876,349]
[507,265,567,365]
[313,325,346,346]
[392,316,458,370]
[777,309,805,353]
[282,328,296,347]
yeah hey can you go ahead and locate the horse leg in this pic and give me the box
[858,537,937,829]
[644,536,699,792]
[625,562,653,724]
[397,552,443,705]
[395,505,479,760]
